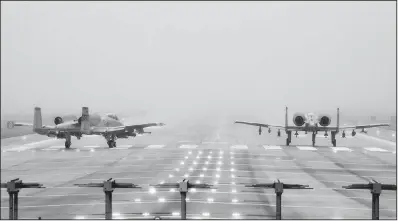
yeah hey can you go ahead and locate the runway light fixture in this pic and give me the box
[172,212,180,216]
[169,188,176,192]
[188,151,192,155]
[232,189,237,193]
[202,212,210,217]
[205,161,209,165]
[143,212,150,217]
[231,168,235,172]
[189,167,193,171]
[203,167,207,171]
[175,168,180,172]
[193,161,197,165]
[169,174,174,178]
[158,198,166,202]
[211,189,216,193]
[200,174,204,177]
[216,167,221,171]
[196,180,201,184]
[184,174,189,178]
[216,174,220,178]
[149,188,156,194]
[231,174,235,178]
[207,198,214,203]
[135,198,141,202]
[191,188,197,192]
[180,161,185,165]
[232,198,238,203]
[232,212,240,217]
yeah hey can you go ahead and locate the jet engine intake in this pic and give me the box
[54,117,63,125]
[318,115,331,127]
[293,113,306,126]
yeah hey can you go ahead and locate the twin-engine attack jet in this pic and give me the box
[235,107,389,147]
[7,107,165,149]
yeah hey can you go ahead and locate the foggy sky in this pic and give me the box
[1,1,396,120]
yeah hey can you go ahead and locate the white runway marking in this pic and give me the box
[179,145,198,149]
[202,141,228,144]
[364,147,388,152]
[47,146,65,149]
[231,145,248,149]
[117,145,133,148]
[145,145,165,149]
[263,145,282,150]
[83,145,100,148]
[5,146,36,152]
[25,139,57,146]
[330,147,352,152]
[297,146,317,151]
[316,135,329,138]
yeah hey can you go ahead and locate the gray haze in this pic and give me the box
[1,2,396,121]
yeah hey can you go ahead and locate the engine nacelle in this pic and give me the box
[318,115,331,127]
[352,130,356,136]
[293,113,306,126]
[54,117,63,125]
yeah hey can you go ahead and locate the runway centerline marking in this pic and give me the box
[330,147,352,152]
[297,146,317,151]
[179,145,198,149]
[364,147,388,152]
[145,145,165,149]
[231,145,248,149]
[263,145,282,150]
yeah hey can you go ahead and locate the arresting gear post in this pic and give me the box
[151,179,213,220]
[0,178,45,220]
[74,178,141,220]
[246,179,312,220]
[343,180,396,220]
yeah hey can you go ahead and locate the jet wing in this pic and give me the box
[339,123,390,130]
[234,121,285,129]
[89,123,166,135]
[6,121,33,129]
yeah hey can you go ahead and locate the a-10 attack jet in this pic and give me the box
[235,107,389,147]
[7,107,165,149]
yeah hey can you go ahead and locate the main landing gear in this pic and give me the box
[65,134,71,149]
[107,140,116,148]
[331,131,337,147]
[312,132,316,146]
[286,131,292,146]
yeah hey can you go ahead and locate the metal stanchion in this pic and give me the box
[246,179,312,220]
[1,178,45,220]
[75,178,141,220]
[343,179,396,220]
[151,179,213,220]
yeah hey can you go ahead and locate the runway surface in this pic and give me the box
[1,115,396,219]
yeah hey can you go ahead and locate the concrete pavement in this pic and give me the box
[1,116,396,219]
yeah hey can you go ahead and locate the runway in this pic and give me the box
[1,116,396,219]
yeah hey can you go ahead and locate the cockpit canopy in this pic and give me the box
[105,113,119,121]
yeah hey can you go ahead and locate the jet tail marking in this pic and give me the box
[81,107,91,134]
[33,107,42,132]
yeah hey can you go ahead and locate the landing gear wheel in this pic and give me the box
[312,141,315,147]
[113,141,116,147]
[107,141,114,148]
[332,140,336,147]
[286,139,290,146]
[65,141,71,149]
